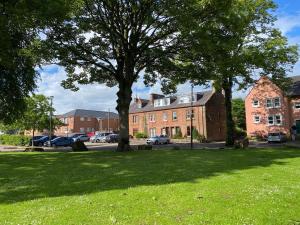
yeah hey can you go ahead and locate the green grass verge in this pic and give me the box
[0,148,300,225]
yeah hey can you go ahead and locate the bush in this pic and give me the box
[0,134,31,146]
[234,127,247,139]
[173,129,183,139]
[192,129,206,143]
[135,132,148,139]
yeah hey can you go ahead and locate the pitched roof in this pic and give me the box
[129,90,214,113]
[287,75,300,96]
[60,109,119,119]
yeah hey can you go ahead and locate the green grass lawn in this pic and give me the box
[1,148,300,225]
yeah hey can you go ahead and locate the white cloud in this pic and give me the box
[275,12,300,35]
[36,66,118,114]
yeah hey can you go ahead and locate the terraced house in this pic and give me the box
[245,75,300,137]
[129,90,226,141]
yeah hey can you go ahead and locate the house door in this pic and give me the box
[296,120,300,133]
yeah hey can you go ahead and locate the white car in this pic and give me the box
[146,135,170,145]
[267,132,287,143]
[73,134,90,142]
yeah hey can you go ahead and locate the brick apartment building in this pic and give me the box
[56,109,119,136]
[245,75,300,137]
[129,90,226,141]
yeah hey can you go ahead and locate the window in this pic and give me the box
[163,112,168,121]
[80,127,85,132]
[149,128,156,137]
[268,114,282,126]
[137,103,142,109]
[80,117,85,121]
[149,114,155,122]
[87,127,91,132]
[186,109,194,120]
[294,102,300,109]
[133,115,139,124]
[179,96,190,104]
[266,99,273,108]
[154,98,170,107]
[252,100,259,107]
[64,118,68,124]
[87,117,91,121]
[268,116,274,125]
[172,111,177,120]
[275,115,282,125]
[274,97,281,108]
[253,115,260,124]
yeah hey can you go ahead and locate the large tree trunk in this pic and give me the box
[116,81,132,152]
[223,77,235,146]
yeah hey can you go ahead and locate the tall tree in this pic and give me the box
[0,0,75,124]
[165,0,298,145]
[43,0,219,151]
[232,98,246,131]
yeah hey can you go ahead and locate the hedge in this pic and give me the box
[135,132,148,138]
[0,135,31,146]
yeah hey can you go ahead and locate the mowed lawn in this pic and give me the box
[0,148,300,225]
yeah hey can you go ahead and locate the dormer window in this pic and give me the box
[179,94,197,104]
[137,103,142,109]
[154,98,170,107]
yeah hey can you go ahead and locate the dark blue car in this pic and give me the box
[32,136,57,146]
[44,137,73,147]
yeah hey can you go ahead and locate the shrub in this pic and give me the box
[0,134,31,146]
[173,129,183,139]
[135,132,148,139]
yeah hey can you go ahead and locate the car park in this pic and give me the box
[90,132,113,143]
[44,137,73,147]
[146,135,170,145]
[105,134,120,143]
[267,132,287,143]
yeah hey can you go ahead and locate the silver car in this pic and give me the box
[146,135,170,145]
[90,132,112,143]
[73,134,90,142]
[267,132,287,143]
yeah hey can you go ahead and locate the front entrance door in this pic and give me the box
[296,120,300,133]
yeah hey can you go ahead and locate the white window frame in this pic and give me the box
[149,114,156,122]
[172,111,177,120]
[80,127,85,132]
[252,99,260,107]
[163,112,168,121]
[273,97,281,108]
[268,114,282,126]
[133,115,138,124]
[266,99,273,108]
[294,102,300,109]
[80,117,85,121]
[253,115,260,124]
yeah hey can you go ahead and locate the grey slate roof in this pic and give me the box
[129,90,214,113]
[60,109,119,119]
[288,75,300,96]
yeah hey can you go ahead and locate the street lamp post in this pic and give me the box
[49,96,54,147]
[190,83,194,150]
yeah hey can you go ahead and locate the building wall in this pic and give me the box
[245,76,291,137]
[205,92,226,141]
[56,116,119,136]
[129,92,226,141]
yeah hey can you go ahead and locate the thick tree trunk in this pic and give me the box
[116,81,132,152]
[223,77,235,146]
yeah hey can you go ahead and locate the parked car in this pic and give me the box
[90,132,112,143]
[105,134,120,143]
[146,135,170,145]
[32,135,57,146]
[44,137,73,147]
[267,132,287,143]
[29,135,46,145]
[72,134,90,142]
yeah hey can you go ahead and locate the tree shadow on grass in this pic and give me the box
[0,148,299,204]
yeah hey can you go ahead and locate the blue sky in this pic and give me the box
[36,0,300,114]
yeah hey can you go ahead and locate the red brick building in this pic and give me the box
[129,90,226,141]
[245,76,300,137]
[56,109,119,136]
